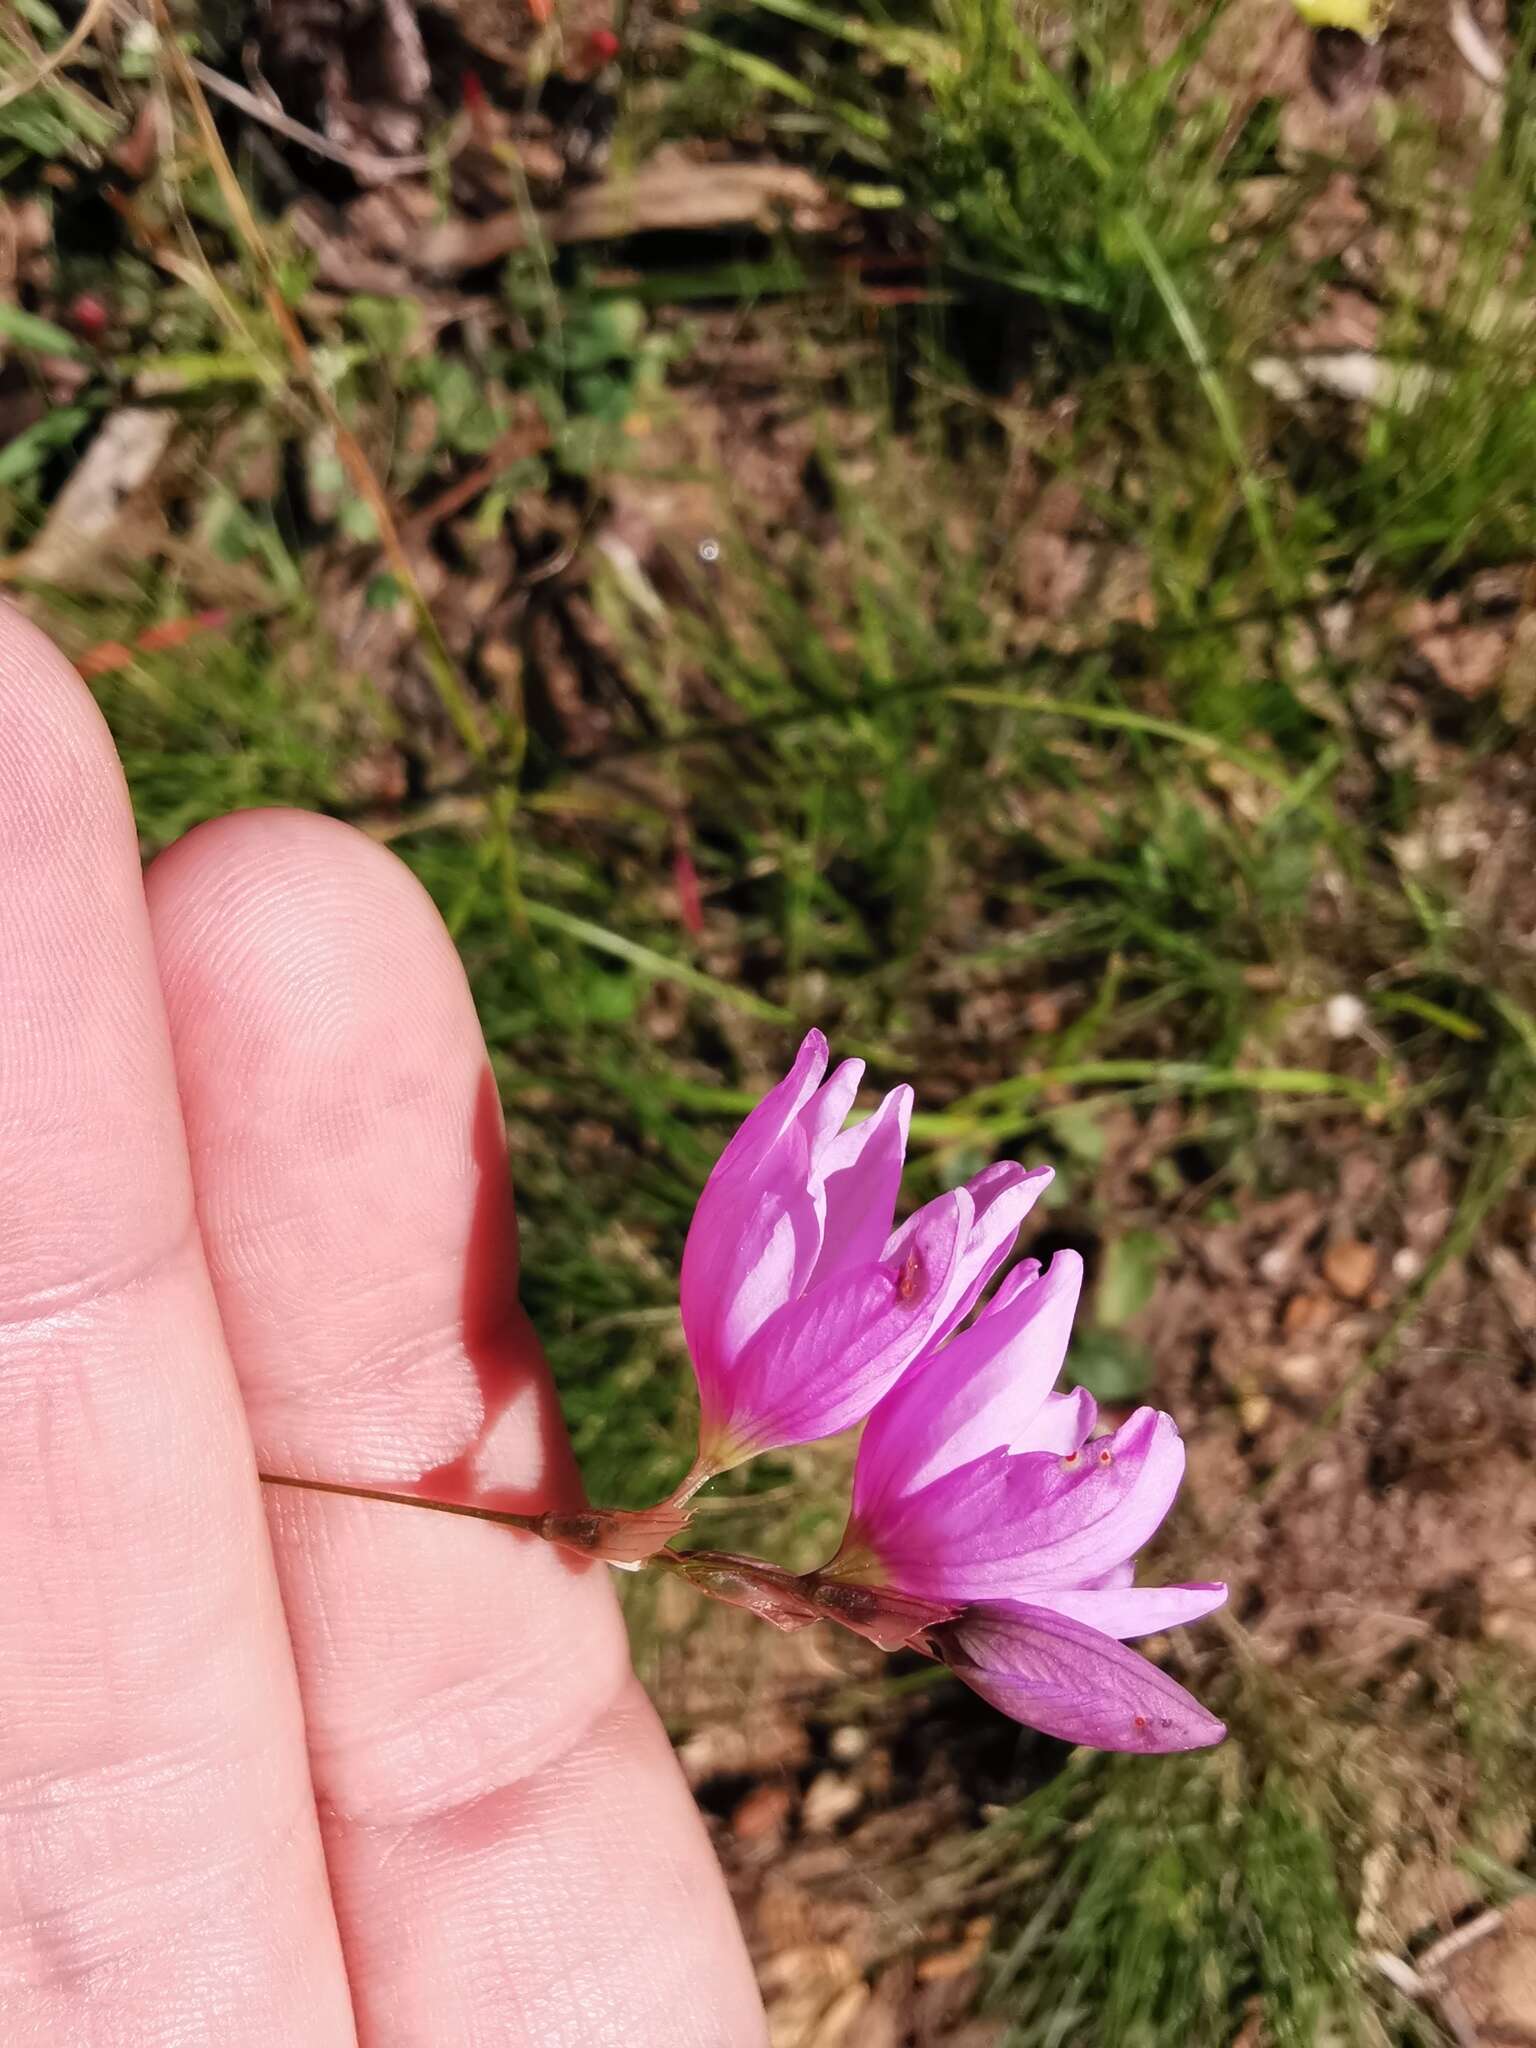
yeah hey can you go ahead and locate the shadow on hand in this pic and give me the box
[415,1068,590,1538]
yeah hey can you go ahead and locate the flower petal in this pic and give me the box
[853,1249,1084,1513]
[710,1029,828,1186]
[1028,1581,1228,1639]
[1018,1386,1097,1456]
[887,1164,1053,1348]
[943,1601,1226,1752]
[1079,1558,1135,1591]
[938,1162,1056,1335]
[680,1130,823,1401]
[850,1447,1031,1597]
[859,1406,1185,1600]
[795,1057,865,1165]
[981,1256,1043,1318]
[809,1084,913,1287]
[717,1189,974,1458]
[999,1406,1186,1590]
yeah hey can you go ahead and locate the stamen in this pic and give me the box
[896,1247,924,1304]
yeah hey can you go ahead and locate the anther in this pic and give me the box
[896,1249,923,1305]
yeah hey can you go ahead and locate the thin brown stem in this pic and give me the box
[257,1471,543,1532]
[256,1473,694,1564]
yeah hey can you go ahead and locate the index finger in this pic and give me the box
[0,608,354,2042]
[146,809,765,2047]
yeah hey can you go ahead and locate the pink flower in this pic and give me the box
[824,1248,1227,1751]
[938,1601,1227,1752]
[680,1031,1051,1473]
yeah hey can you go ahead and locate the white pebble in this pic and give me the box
[1326,993,1367,1040]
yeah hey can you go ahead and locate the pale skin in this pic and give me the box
[0,604,766,2046]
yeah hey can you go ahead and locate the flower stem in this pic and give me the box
[664,1457,719,1511]
[257,1471,545,1533]
[256,1473,692,1563]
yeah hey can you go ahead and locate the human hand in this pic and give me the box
[0,605,765,2046]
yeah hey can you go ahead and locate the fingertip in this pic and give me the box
[0,600,136,855]
[147,805,445,944]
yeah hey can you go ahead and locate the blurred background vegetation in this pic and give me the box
[4,0,1536,2037]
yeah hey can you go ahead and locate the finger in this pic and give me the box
[147,810,765,2048]
[0,610,354,2043]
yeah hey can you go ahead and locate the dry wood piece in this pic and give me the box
[414,152,836,274]
[1374,1899,1536,2048]
[12,406,175,587]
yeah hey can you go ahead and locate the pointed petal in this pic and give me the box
[719,1190,974,1458]
[861,1406,1185,1601]
[1029,1581,1228,1639]
[795,1058,865,1166]
[854,1250,1085,1514]
[938,1162,1055,1336]
[711,1029,828,1186]
[884,1161,1046,1282]
[944,1602,1226,1752]
[811,1084,913,1287]
[981,1256,1042,1318]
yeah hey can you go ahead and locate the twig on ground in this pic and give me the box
[0,0,113,111]
[187,59,434,181]
[1419,1909,1507,1978]
[1368,1949,1484,2047]
[1371,1903,1508,2048]
[1448,0,1506,87]
[397,414,551,543]
[407,156,835,274]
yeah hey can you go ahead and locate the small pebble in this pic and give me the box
[1239,1393,1272,1432]
[730,1781,792,1844]
[1282,1292,1335,1337]
[1259,1241,1303,1287]
[1323,1238,1378,1300]
[1277,1351,1322,1394]
[1326,993,1367,1039]
[802,1771,863,1834]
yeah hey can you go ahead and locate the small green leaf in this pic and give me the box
[338,495,379,543]
[346,295,421,355]
[1096,1229,1169,1328]
[1045,1101,1107,1165]
[0,402,89,486]
[1066,1328,1154,1402]
[0,302,83,357]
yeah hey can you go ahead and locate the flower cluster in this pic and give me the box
[667,1031,1226,1755]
